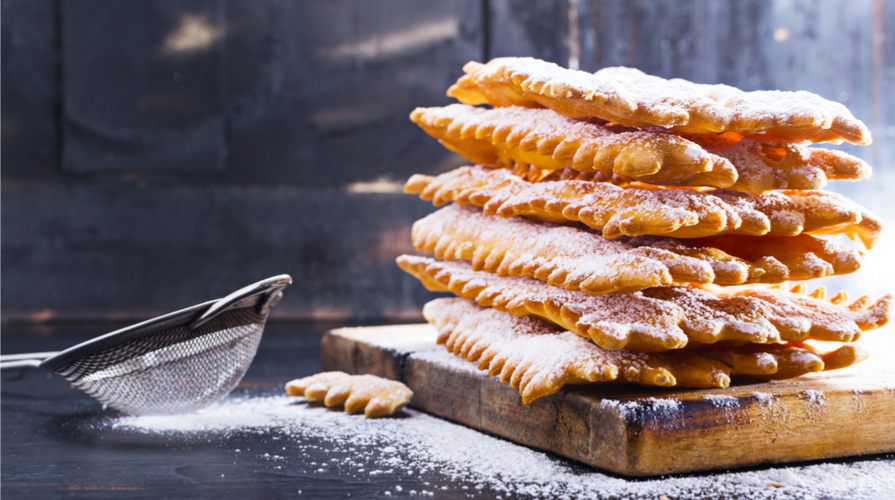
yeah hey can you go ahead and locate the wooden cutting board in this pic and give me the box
[320,324,895,476]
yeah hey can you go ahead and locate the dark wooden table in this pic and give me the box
[3,322,894,500]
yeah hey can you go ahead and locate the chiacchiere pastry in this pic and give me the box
[398,255,890,352]
[286,372,413,418]
[412,204,863,295]
[447,58,871,144]
[405,165,882,246]
[397,56,890,404]
[411,104,870,194]
[423,298,869,403]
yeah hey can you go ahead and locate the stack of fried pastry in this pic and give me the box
[397,57,892,404]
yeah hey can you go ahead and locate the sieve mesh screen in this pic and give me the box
[54,307,267,415]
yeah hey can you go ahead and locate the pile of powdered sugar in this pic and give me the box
[110,394,895,500]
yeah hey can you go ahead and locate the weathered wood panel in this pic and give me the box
[1,0,60,181]
[222,0,483,188]
[877,0,895,166]
[0,182,445,322]
[488,0,570,64]
[62,0,227,173]
[2,1,480,321]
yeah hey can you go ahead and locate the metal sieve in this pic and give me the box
[0,275,291,415]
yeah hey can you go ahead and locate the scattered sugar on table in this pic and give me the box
[108,394,895,500]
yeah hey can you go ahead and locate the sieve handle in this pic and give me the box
[189,274,292,330]
[0,351,59,370]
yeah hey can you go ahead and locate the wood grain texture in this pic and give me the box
[487,0,570,63]
[0,0,60,181]
[62,0,227,173]
[222,0,482,187]
[322,323,895,476]
[0,183,444,322]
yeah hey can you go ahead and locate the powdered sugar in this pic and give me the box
[406,166,878,244]
[422,298,669,400]
[454,58,870,144]
[802,390,826,406]
[399,255,885,352]
[704,394,740,409]
[108,394,895,499]
[414,203,718,293]
[751,391,775,404]
[600,397,682,417]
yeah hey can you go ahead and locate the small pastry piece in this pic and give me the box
[422,298,732,403]
[405,165,882,247]
[412,204,856,296]
[398,256,891,351]
[448,58,870,145]
[286,372,413,418]
[411,104,870,194]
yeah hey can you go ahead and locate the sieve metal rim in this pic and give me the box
[37,275,292,373]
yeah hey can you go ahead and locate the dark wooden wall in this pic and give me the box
[2,0,892,323]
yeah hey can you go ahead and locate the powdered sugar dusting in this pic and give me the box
[422,298,667,399]
[401,256,883,351]
[705,394,739,409]
[415,204,719,292]
[800,390,828,421]
[455,58,869,143]
[751,391,774,404]
[408,166,875,242]
[803,390,826,406]
[108,394,895,499]
[401,254,690,350]
[601,397,682,417]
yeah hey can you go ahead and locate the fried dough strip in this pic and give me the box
[412,204,857,296]
[697,342,868,379]
[404,166,882,247]
[411,104,737,189]
[401,255,690,351]
[682,132,871,194]
[411,105,870,194]
[448,58,870,145]
[286,372,413,418]
[694,234,861,281]
[737,285,891,341]
[422,298,732,403]
[398,256,890,351]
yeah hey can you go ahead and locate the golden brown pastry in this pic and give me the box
[423,298,866,403]
[405,166,882,247]
[423,297,732,403]
[411,104,870,194]
[411,104,737,188]
[696,341,867,379]
[447,58,871,144]
[286,372,413,418]
[412,205,863,297]
[398,255,891,351]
